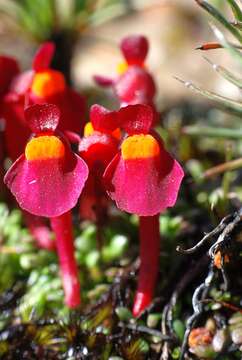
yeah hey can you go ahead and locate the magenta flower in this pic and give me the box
[103,104,184,316]
[79,105,120,224]
[4,103,89,308]
[94,35,156,107]
[2,42,86,162]
[0,56,20,97]
[1,43,86,250]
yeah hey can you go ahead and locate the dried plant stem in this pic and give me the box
[182,125,242,139]
[179,265,215,360]
[203,157,242,178]
[196,42,242,50]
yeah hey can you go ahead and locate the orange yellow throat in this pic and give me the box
[31,69,66,98]
[25,135,65,161]
[121,134,160,160]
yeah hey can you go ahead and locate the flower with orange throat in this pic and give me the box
[2,41,86,162]
[1,43,86,250]
[79,104,120,224]
[94,35,156,107]
[103,104,184,316]
[4,103,89,308]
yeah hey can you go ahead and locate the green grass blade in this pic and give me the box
[203,56,242,88]
[183,126,242,139]
[194,0,242,43]
[211,23,242,65]
[227,0,242,21]
[174,76,242,117]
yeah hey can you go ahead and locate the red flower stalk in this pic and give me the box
[51,212,80,308]
[94,35,156,107]
[79,105,120,224]
[133,215,160,317]
[4,103,89,307]
[103,104,184,316]
[23,212,54,251]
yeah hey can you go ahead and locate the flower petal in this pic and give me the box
[104,141,184,216]
[93,75,114,87]
[118,104,155,134]
[79,173,109,221]
[90,104,119,133]
[32,42,55,72]
[29,89,86,135]
[9,70,34,95]
[3,98,30,160]
[120,35,149,65]
[25,103,60,133]
[79,132,119,169]
[0,56,19,95]
[4,151,89,218]
[115,66,156,106]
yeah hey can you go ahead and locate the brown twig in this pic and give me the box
[196,42,242,51]
[176,214,233,254]
[203,157,242,178]
[201,298,242,313]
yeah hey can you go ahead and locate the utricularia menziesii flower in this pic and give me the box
[4,103,89,308]
[102,104,184,316]
[2,41,86,162]
[94,35,156,107]
[79,104,120,223]
[1,42,86,250]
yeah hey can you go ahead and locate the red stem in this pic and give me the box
[23,211,55,251]
[50,211,81,308]
[133,214,160,317]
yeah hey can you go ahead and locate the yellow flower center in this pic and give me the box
[25,135,65,161]
[31,69,66,97]
[116,61,129,75]
[121,134,160,160]
[84,122,94,137]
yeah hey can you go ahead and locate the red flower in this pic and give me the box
[120,35,149,66]
[2,42,86,162]
[102,104,184,316]
[94,35,156,107]
[104,105,183,216]
[0,56,20,192]
[4,103,89,308]
[0,56,20,96]
[4,103,88,217]
[79,105,120,222]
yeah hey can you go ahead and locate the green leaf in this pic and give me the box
[175,76,242,117]
[171,347,180,359]
[227,0,242,22]
[211,23,242,65]
[203,56,242,89]
[102,235,128,262]
[173,319,185,342]
[195,0,242,43]
[75,0,89,13]
[115,307,133,321]
[183,125,242,139]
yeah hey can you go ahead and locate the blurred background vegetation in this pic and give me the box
[1,1,242,359]
[0,0,232,101]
